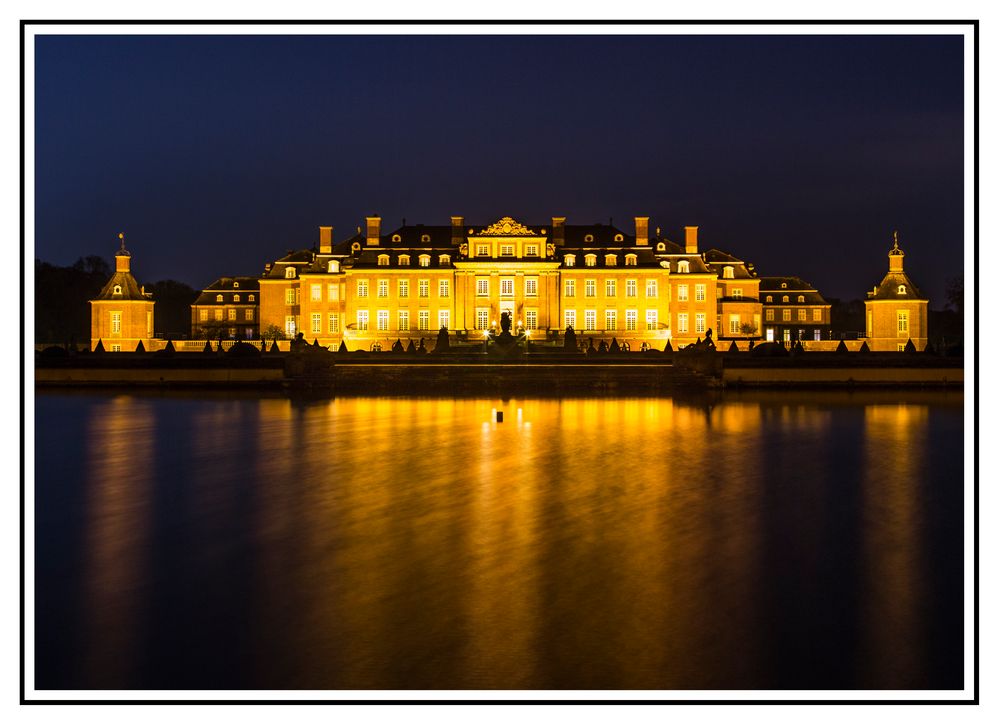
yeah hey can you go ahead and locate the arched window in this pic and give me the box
[327,260,339,273]
[391,234,402,243]
[898,284,907,295]
[439,254,451,266]
[216,294,223,302]
[625,254,638,267]
[782,295,789,303]
[233,281,239,288]
[113,284,122,295]
[377,254,390,266]
[233,294,240,302]
[285,267,296,279]
[249,294,255,302]
[605,254,617,266]
[418,255,431,267]
[677,260,690,273]
[420,234,431,243]
[656,242,666,251]
[564,254,576,267]
[398,255,410,266]
[723,266,734,279]
[797,295,805,303]
[584,234,594,243]
[613,233,624,242]
[584,254,597,267]
[766,295,772,303]
[781,282,787,289]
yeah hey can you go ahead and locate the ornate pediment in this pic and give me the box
[478,216,537,236]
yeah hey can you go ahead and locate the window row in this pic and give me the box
[563,279,663,298]
[356,279,450,299]
[200,309,255,322]
[563,253,638,268]
[562,309,661,332]
[475,277,539,297]
[764,308,824,322]
[215,293,256,302]
[377,254,450,267]
[674,283,707,302]
[474,244,540,257]
[354,309,451,332]
[765,294,808,303]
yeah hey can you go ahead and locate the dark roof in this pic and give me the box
[760,276,817,291]
[93,270,151,301]
[193,277,261,305]
[262,249,316,278]
[560,224,634,247]
[868,271,925,301]
[759,277,828,305]
[557,247,660,268]
[381,225,457,247]
[203,276,259,291]
[702,249,755,279]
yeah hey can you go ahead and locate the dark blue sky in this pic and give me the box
[35,33,964,303]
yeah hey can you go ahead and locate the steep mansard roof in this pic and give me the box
[193,277,260,305]
[868,270,925,301]
[759,276,829,305]
[94,269,152,301]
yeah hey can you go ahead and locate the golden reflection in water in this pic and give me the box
[861,403,928,688]
[81,395,154,687]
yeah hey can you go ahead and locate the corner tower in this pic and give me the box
[864,232,928,351]
[89,233,155,351]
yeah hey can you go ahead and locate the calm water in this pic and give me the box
[34,390,965,691]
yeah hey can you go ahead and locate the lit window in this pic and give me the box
[439,279,449,298]
[421,234,430,243]
[782,295,789,303]
[766,295,772,303]
[392,234,402,243]
[606,279,616,297]
[378,255,390,266]
[328,313,339,333]
[564,254,576,267]
[646,279,658,298]
[501,278,514,296]
[781,282,787,289]
[357,280,368,298]
[525,245,538,257]
[378,280,388,298]
[646,309,658,330]
[285,289,296,305]
[732,288,742,298]
[813,308,822,322]
[584,310,596,331]
[399,280,409,298]
[625,254,637,266]
[285,315,297,336]
[249,294,255,302]
[328,261,339,273]
[439,254,451,265]
[677,313,688,333]
[476,309,489,330]
[110,311,121,334]
[525,278,538,297]
[419,255,431,267]
[783,309,791,321]
[627,310,638,331]
[585,279,596,298]
[564,280,575,298]
[215,309,223,321]
[677,284,688,301]
[233,281,239,288]
[797,295,805,303]
[233,294,240,302]
[584,254,597,267]
[476,278,489,296]
[564,309,576,329]
[477,244,489,257]
[606,254,617,266]
[285,267,296,279]
[898,284,906,295]
[418,310,429,331]
[377,310,389,331]
[356,310,368,331]
[399,255,410,266]
[723,266,734,279]
[695,284,705,302]
[199,309,208,321]
[419,279,429,298]
[584,234,594,243]
[228,327,236,338]
[217,294,224,302]
[228,309,237,321]
[245,309,254,321]
[614,233,624,242]
[398,310,409,331]
[438,310,450,330]
[606,309,617,331]
[525,309,538,330]
[766,309,774,321]
[311,284,321,301]
[729,315,741,334]
[626,279,637,298]
[113,285,122,295]
[677,261,690,273]
[500,245,514,257]
[695,313,706,333]
[897,310,909,335]
[328,284,338,301]
[110,344,121,352]
[311,313,322,334]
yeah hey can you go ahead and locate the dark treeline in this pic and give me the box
[35,258,197,344]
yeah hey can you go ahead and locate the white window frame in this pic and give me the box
[646,309,658,331]
[377,310,390,332]
[695,313,706,333]
[356,280,368,298]
[311,313,322,334]
[476,278,489,297]
[525,309,538,330]
[585,279,596,298]
[398,279,409,298]
[626,279,637,298]
[438,309,450,330]
[605,309,617,331]
[605,279,616,297]
[564,309,576,329]
[500,278,514,296]
[564,279,575,298]
[525,278,538,297]
[418,310,430,331]
[626,309,638,331]
[356,310,368,331]
[584,309,597,331]
[646,279,657,298]
[398,310,409,331]
[439,279,449,298]
[419,279,429,298]
[695,284,706,302]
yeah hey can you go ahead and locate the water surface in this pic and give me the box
[35,391,965,690]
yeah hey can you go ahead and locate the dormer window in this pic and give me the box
[378,254,390,266]
[656,242,665,251]
[766,295,773,303]
[564,254,576,267]
[797,295,805,303]
[625,254,637,267]
[605,254,617,266]
[327,260,339,273]
[419,255,430,267]
[285,267,296,279]
[584,234,594,243]
[113,284,122,295]
[525,244,538,257]
[584,254,597,267]
[439,254,451,265]
[898,284,907,295]
[249,294,255,302]
[233,294,240,302]
[391,234,402,243]
[781,282,787,289]
[677,260,690,273]
[732,289,742,299]
[420,234,431,243]
[782,295,789,303]
[233,281,239,288]
[216,294,223,302]
[613,233,624,242]
[723,266,734,279]
[399,255,410,266]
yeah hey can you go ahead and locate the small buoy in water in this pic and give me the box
[496,411,504,423]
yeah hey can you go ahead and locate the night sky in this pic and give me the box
[34,33,964,304]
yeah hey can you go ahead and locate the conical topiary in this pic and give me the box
[93,339,105,353]
[203,340,213,353]
[609,337,620,353]
[406,339,416,353]
[270,340,280,353]
[337,339,347,353]
[164,339,176,353]
[858,341,871,353]
[664,339,673,353]
[728,341,739,353]
[135,339,145,353]
[904,338,917,353]
[835,339,848,353]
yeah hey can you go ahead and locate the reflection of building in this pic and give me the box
[760,277,832,344]
[190,277,260,340]
[89,236,154,351]
[865,234,928,351]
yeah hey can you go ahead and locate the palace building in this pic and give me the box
[760,277,832,344]
[864,234,928,351]
[190,276,260,340]
[89,235,155,351]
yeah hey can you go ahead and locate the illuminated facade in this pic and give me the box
[89,236,155,351]
[191,277,260,340]
[865,235,928,351]
[760,277,832,344]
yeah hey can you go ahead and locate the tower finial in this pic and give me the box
[118,232,126,253]
[892,230,899,250]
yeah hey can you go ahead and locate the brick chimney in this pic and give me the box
[552,216,566,246]
[366,215,381,246]
[319,226,333,254]
[451,216,464,247]
[634,216,649,246]
[684,226,699,254]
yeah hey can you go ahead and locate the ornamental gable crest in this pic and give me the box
[479,216,536,236]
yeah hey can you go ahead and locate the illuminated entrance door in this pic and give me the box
[766,328,774,342]
[783,329,791,344]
